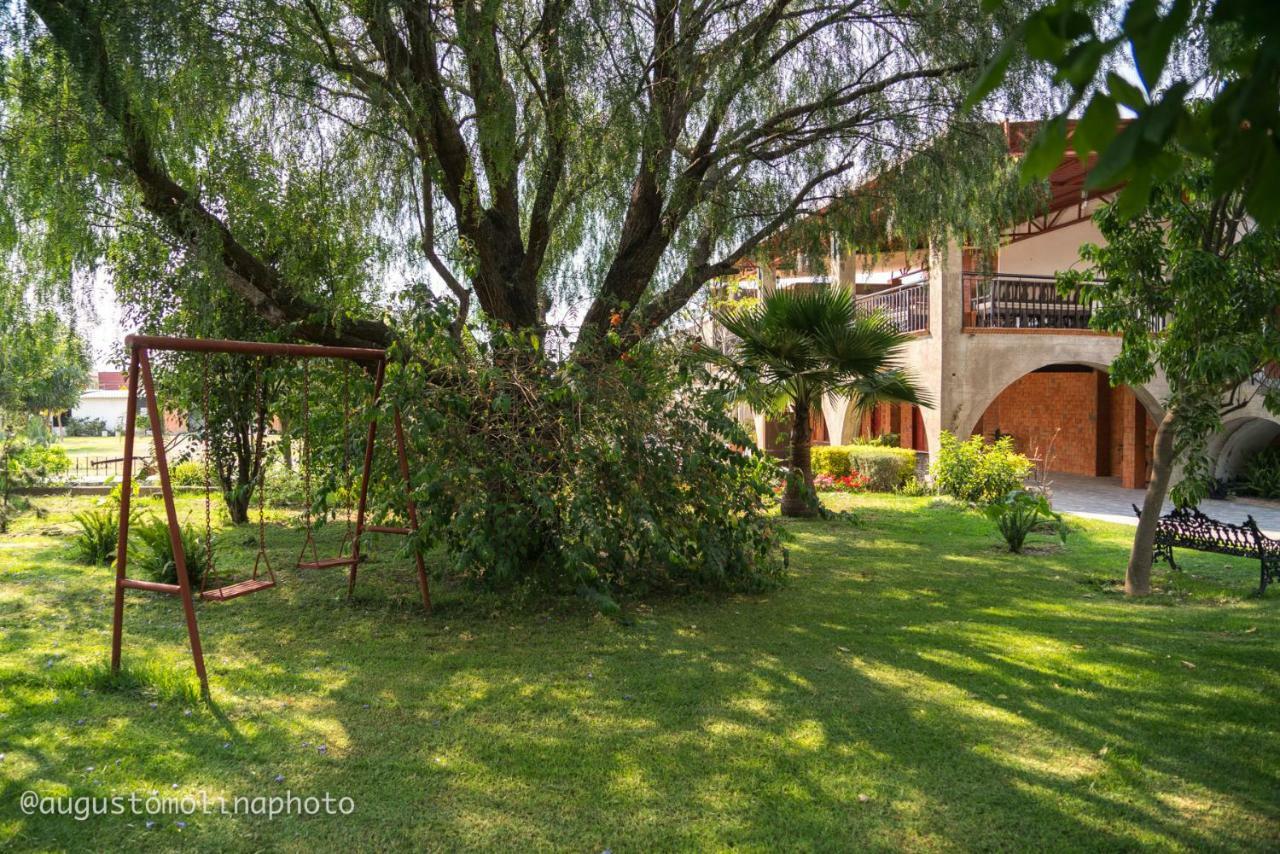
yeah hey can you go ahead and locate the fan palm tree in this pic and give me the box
[713,287,931,517]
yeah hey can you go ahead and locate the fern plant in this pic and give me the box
[70,508,120,565]
[130,516,211,586]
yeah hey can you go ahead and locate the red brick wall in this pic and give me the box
[973,369,1155,483]
[973,370,1102,476]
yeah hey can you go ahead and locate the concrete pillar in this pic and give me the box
[913,236,966,459]
[760,264,777,297]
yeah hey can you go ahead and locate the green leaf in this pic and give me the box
[1073,94,1118,160]
[1025,13,1066,62]
[1105,71,1148,110]
[1244,144,1280,226]
[1056,39,1110,91]
[1111,168,1155,219]
[963,43,1014,110]
[1084,120,1141,189]
[1125,0,1192,92]
[1020,116,1069,183]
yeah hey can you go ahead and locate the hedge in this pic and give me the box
[811,444,917,491]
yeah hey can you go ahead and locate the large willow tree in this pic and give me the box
[1,0,1035,353]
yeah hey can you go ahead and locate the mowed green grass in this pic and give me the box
[56,436,127,460]
[1,492,1277,851]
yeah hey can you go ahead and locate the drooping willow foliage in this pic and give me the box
[1,0,1055,352]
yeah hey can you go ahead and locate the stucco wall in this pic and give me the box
[996,204,1106,276]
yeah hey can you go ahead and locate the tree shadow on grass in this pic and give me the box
[2,500,1278,849]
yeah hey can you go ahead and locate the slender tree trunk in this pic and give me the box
[780,401,816,518]
[1127,408,1177,596]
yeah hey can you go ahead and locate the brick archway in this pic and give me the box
[969,363,1160,488]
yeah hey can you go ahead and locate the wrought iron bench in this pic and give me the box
[1132,505,1279,593]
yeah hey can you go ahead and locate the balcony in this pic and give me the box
[963,272,1098,330]
[856,279,929,334]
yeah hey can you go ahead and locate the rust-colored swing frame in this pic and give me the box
[110,335,431,696]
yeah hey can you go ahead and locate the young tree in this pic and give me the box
[1060,160,1280,596]
[713,288,928,517]
[0,309,90,430]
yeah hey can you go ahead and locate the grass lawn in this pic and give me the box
[1,492,1277,851]
[56,436,127,461]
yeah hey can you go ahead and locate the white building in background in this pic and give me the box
[70,387,130,433]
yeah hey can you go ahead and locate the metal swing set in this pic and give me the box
[110,335,431,696]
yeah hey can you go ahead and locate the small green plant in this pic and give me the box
[930,432,1033,505]
[984,489,1068,553]
[71,507,120,565]
[130,516,210,586]
[897,475,931,497]
[1241,447,1280,499]
[170,459,205,486]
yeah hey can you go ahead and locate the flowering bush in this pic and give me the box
[813,471,870,493]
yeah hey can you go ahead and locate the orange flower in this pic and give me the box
[610,311,623,328]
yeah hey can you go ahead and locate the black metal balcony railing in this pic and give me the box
[856,280,929,333]
[964,272,1098,330]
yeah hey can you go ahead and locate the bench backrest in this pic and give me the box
[1133,505,1272,557]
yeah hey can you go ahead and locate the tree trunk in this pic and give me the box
[1126,408,1177,596]
[779,402,816,518]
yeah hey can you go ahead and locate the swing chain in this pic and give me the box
[301,360,311,526]
[253,356,275,583]
[341,363,353,550]
[202,354,214,592]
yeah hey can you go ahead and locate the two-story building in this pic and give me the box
[720,122,1280,490]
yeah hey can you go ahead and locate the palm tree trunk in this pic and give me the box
[780,401,816,518]
[1127,408,1177,596]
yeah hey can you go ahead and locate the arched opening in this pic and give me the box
[972,364,1157,488]
[1214,417,1280,482]
[838,400,923,450]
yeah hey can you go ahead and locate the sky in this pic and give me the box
[80,270,126,371]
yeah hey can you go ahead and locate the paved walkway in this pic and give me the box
[1048,473,1280,537]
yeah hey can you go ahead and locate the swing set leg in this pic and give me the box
[139,350,210,697]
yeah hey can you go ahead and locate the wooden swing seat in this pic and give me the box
[200,578,276,601]
[365,524,412,535]
[296,555,366,570]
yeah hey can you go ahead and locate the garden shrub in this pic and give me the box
[71,507,120,564]
[131,516,210,586]
[811,444,915,491]
[1241,447,1280,499]
[385,303,787,606]
[930,432,1033,504]
[170,459,205,486]
[810,445,851,477]
[852,433,899,448]
[847,446,916,491]
[64,416,107,437]
[7,442,71,484]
